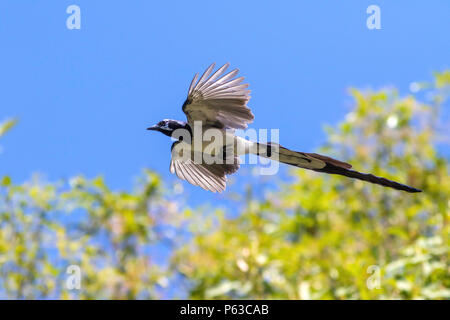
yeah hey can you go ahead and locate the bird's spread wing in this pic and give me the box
[182,63,254,130]
[170,142,240,193]
[170,158,226,193]
[170,158,241,193]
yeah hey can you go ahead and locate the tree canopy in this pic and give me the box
[0,71,449,299]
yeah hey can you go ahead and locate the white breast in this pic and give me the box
[177,130,255,159]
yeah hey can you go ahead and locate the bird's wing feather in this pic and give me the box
[182,63,254,130]
[170,158,227,193]
[169,139,241,193]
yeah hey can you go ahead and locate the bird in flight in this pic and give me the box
[147,63,421,194]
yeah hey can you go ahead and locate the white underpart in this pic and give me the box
[174,130,255,163]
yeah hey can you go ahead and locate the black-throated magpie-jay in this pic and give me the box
[147,63,421,193]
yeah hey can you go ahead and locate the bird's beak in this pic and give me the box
[147,125,158,131]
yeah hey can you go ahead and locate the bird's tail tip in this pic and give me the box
[315,162,422,194]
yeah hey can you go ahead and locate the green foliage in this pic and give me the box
[0,172,184,299]
[0,118,17,157]
[0,72,448,299]
[0,118,17,139]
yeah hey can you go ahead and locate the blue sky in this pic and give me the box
[0,1,449,205]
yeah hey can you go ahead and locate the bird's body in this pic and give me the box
[179,127,252,157]
[147,63,421,194]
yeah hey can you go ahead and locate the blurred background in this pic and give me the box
[0,1,448,299]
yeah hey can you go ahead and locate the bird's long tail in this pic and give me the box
[254,142,421,193]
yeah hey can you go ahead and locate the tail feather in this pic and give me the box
[255,143,421,193]
[313,162,422,193]
[305,152,352,169]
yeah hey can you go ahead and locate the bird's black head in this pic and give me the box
[147,119,189,137]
